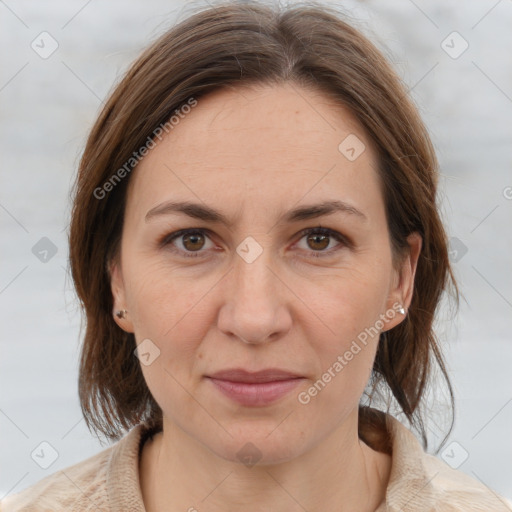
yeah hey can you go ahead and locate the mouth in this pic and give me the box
[206,368,303,383]
[205,368,305,406]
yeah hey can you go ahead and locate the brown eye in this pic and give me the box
[162,229,214,258]
[306,232,330,251]
[295,227,348,258]
[181,232,206,251]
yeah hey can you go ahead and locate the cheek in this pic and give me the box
[304,267,390,396]
[316,264,390,341]
[124,255,210,336]
[124,258,221,389]
[126,262,212,422]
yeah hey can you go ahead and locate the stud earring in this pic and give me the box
[115,309,128,319]
[398,306,406,315]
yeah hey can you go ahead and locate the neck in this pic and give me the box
[140,410,391,512]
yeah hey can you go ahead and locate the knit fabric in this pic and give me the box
[1,415,511,511]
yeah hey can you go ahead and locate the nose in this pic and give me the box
[217,247,292,345]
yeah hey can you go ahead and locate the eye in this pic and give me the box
[161,229,215,258]
[160,226,349,259]
[294,226,348,258]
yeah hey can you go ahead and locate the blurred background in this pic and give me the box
[1,0,511,502]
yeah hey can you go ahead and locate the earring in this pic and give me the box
[398,306,406,315]
[115,309,128,319]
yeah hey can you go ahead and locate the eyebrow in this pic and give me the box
[144,199,367,226]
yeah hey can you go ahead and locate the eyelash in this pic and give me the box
[160,226,350,259]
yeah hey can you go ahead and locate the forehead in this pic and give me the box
[127,83,382,220]
[161,83,370,161]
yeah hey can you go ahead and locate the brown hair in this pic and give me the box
[69,0,458,450]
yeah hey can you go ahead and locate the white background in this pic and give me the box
[1,0,511,503]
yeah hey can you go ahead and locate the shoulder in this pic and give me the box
[382,414,512,511]
[0,424,147,512]
[0,445,113,512]
[416,450,512,511]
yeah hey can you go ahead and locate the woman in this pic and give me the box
[2,1,510,510]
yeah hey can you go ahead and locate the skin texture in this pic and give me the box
[110,82,422,512]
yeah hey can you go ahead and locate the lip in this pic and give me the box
[207,368,303,383]
[205,368,305,407]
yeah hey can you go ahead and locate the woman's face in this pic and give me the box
[111,83,420,463]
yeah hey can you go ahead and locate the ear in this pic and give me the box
[382,232,422,332]
[109,258,135,333]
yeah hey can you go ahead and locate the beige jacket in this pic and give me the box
[1,415,511,511]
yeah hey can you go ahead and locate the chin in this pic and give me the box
[205,425,308,467]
